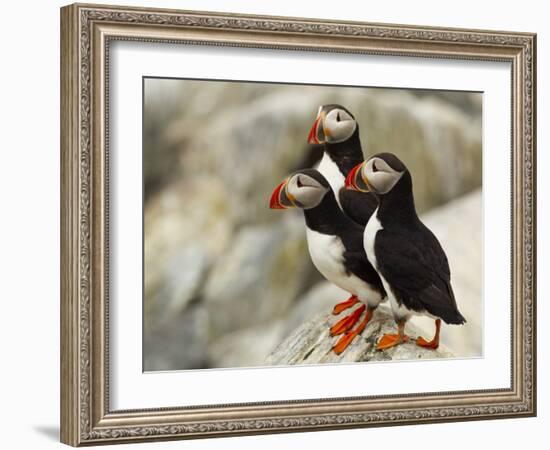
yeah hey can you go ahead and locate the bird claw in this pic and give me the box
[332,296,359,315]
[415,319,441,349]
[415,336,439,349]
[330,304,366,336]
[333,331,357,355]
[332,309,372,354]
[376,333,408,351]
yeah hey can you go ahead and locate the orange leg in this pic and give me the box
[330,304,366,336]
[332,308,374,355]
[416,319,441,350]
[332,295,359,315]
[376,320,409,351]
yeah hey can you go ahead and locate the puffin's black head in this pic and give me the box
[307,104,358,145]
[345,152,408,196]
[270,169,331,210]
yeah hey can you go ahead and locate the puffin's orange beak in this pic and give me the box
[269,181,287,209]
[307,116,322,145]
[345,162,364,191]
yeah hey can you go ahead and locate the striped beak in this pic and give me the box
[345,162,369,192]
[269,180,287,209]
[270,178,300,209]
[307,113,325,145]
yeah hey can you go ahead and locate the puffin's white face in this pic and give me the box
[308,106,357,145]
[322,108,357,144]
[345,156,404,195]
[361,157,404,194]
[285,173,329,209]
[269,172,330,210]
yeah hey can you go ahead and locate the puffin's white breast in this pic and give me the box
[306,227,346,282]
[306,227,382,306]
[363,208,381,270]
[317,152,344,207]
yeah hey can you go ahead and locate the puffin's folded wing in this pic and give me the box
[342,247,384,288]
[375,230,466,325]
[338,188,379,226]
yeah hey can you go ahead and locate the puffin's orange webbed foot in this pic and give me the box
[330,304,365,336]
[332,309,373,355]
[415,319,441,350]
[376,333,409,351]
[333,332,357,355]
[332,295,359,315]
[415,336,439,349]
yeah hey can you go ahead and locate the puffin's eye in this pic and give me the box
[297,177,304,188]
[372,161,379,173]
[336,111,341,122]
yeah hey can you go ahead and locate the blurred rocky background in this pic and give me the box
[143,78,482,371]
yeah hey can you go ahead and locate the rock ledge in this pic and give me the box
[265,305,454,365]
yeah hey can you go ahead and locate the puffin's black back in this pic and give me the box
[375,223,465,324]
[373,164,466,325]
[339,188,379,226]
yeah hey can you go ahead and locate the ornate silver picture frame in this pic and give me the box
[60,3,536,446]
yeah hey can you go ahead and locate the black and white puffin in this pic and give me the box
[307,104,378,226]
[345,153,466,350]
[306,104,379,317]
[270,169,385,354]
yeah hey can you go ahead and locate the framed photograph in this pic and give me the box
[60,3,536,446]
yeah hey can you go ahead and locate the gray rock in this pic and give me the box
[203,218,315,339]
[145,244,210,331]
[206,282,350,369]
[266,305,454,366]
[208,320,286,368]
[143,175,234,334]
[283,282,353,335]
[143,304,210,371]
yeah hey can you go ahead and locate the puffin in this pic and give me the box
[307,104,379,315]
[308,104,379,225]
[345,153,466,350]
[270,169,385,354]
